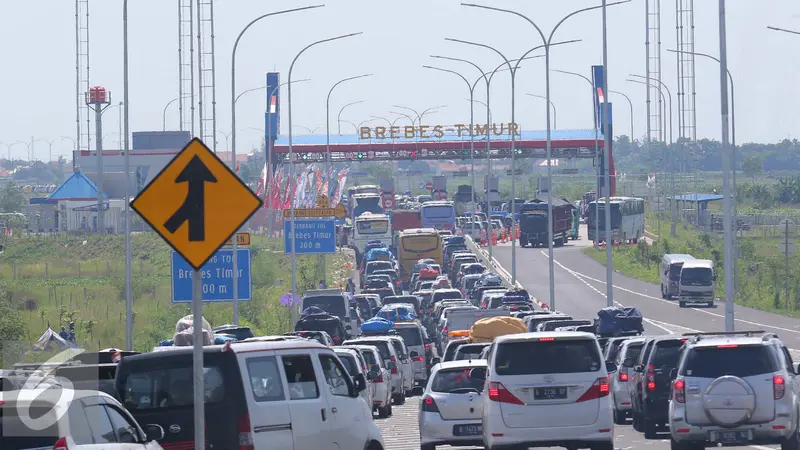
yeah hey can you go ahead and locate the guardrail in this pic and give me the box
[463,235,544,308]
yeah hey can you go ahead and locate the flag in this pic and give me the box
[331,167,350,207]
[597,87,605,104]
[255,162,268,196]
[269,95,277,114]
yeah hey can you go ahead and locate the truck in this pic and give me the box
[568,206,580,240]
[391,209,423,252]
[518,195,574,248]
[677,259,716,308]
[454,185,477,216]
[352,193,384,220]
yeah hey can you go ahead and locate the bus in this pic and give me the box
[346,185,380,217]
[397,228,443,284]
[420,200,456,231]
[353,212,392,263]
[587,196,645,243]
[352,193,383,220]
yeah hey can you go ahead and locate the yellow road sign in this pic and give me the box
[224,232,251,246]
[130,138,262,270]
[283,202,346,219]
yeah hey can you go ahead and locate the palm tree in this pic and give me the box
[81,319,97,340]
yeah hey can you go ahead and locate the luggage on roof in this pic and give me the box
[360,317,395,333]
[366,248,393,262]
[595,306,644,337]
[301,306,329,318]
[468,316,527,343]
[376,304,416,322]
[419,268,439,279]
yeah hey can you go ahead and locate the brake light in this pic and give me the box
[539,337,555,342]
[442,327,448,335]
[673,379,685,403]
[424,343,431,350]
[774,375,786,400]
[53,438,69,450]
[717,344,738,348]
[238,413,255,450]
[375,371,384,383]
[488,382,524,405]
[646,364,656,391]
[577,377,610,402]
[619,371,628,382]
[421,396,440,412]
[391,356,398,375]
[413,356,424,361]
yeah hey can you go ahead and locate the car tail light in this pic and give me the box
[391,356,398,375]
[238,413,255,450]
[53,438,69,450]
[673,379,686,403]
[424,343,431,350]
[774,375,786,400]
[413,356,424,361]
[442,327,448,335]
[375,371,384,383]
[577,377,610,403]
[618,371,628,382]
[646,364,656,391]
[422,396,440,412]
[717,344,738,348]
[488,382,524,405]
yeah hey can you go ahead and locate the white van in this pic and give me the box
[481,332,616,450]
[335,348,373,408]
[116,339,385,450]
[393,322,431,388]
[344,337,407,405]
[300,289,355,337]
[659,254,695,299]
[678,259,716,307]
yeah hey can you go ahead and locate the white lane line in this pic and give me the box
[541,250,800,336]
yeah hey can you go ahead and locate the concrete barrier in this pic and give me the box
[463,235,544,307]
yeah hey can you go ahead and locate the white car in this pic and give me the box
[482,332,616,450]
[419,360,487,450]
[344,337,407,405]
[610,337,645,424]
[1,389,165,449]
[387,336,416,397]
[336,348,374,408]
[352,344,393,418]
[394,322,432,388]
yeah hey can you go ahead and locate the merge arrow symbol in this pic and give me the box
[163,155,218,241]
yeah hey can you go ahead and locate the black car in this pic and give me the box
[630,335,686,438]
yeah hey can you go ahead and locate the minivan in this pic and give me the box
[482,332,616,450]
[300,289,355,337]
[659,253,695,299]
[343,337,406,405]
[115,339,384,450]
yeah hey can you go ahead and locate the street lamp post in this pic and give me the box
[552,69,603,245]
[469,99,492,122]
[33,139,55,163]
[608,90,634,140]
[162,96,188,131]
[719,0,733,331]
[338,101,365,135]
[525,94,557,129]
[230,5,324,326]
[288,33,363,326]
[461,0,628,306]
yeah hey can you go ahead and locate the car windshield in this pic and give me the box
[395,326,423,347]
[337,354,359,376]
[495,340,602,375]
[431,368,485,393]
[433,291,463,303]
[349,341,390,360]
[302,296,346,318]
[651,340,685,367]
[681,345,780,378]
[681,267,713,286]
[455,344,489,360]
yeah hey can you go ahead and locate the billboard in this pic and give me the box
[265,72,280,140]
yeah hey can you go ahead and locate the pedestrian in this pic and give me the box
[318,280,326,289]
[59,326,68,340]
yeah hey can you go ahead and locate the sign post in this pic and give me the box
[130,138,261,450]
[779,219,796,310]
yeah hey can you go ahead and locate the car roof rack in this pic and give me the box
[682,330,767,341]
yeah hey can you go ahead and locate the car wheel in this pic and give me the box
[660,284,666,299]
[644,418,658,439]
[679,301,686,308]
[377,404,389,419]
[670,437,703,450]
[613,409,627,425]
[420,444,436,450]
[632,411,641,432]
[782,426,800,450]
[589,441,614,450]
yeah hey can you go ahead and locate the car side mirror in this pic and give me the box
[664,270,668,276]
[669,368,678,380]
[605,361,618,373]
[352,373,367,396]
[145,424,165,442]
[623,357,635,368]
[633,364,644,373]
[430,357,441,366]
[410,351,419,358]
[367,368,380,380]
[795,363,800,375]
[387,361,397,370]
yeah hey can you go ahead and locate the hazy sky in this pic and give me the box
[1,0,798,161]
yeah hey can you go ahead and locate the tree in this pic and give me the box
[0,182,25,213]
[741,156,763,183]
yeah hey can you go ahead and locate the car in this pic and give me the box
[482,332,616,450]
[343,337,406,406]
[442,338,470,363]
[212,324,255,341]
[668,331,800,450]
[418,360,488,450]
[610,337,646,425]
[384,295,422,314]
[453,342,491,361]
[537,319,594,332]
[284,330,335,346]
[524,313,573,332]
[349,344,393,418]
[630,335,687,438]
[335,347,373,408]
[300,289,354,336]
[387,336,416,397]
[394,321,435,388]
[363,260,395,283]
[354,293,379,319]
[482,291,509,309]
[0,389,165,450]
[116,339,383,450]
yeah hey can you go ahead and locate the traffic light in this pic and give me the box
[462,149,470,157]
[410,151,418,158]
[356,152,366,160]
[515,148,523,155]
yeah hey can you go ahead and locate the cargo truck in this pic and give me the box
[518,195,574,248]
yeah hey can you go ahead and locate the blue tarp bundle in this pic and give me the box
[596,306,644,336]
[376,304,416,322]
[360,317,395,333]
[366,248,393,261]
[446,236,465,246]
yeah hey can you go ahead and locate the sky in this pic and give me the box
[0,0,798,162]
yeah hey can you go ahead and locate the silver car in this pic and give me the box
[418,360,487,450]
[610,337,645,424]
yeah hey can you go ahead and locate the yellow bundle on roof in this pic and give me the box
[468,316,527,343]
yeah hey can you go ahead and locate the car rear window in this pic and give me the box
[0,405,61,449]
[650,340,685,367]
[395,327,423,347]
[681,345,780,378]
[622,343,644,365]
[302,296,347,318]
[495,339,602,375]
[352,341,391,360]
[443,341,467,361]
[360,349,378,367]
[118,364,226,410]
[390,340,406,357]
[367,262,392,273]
[433,291,463,303]
[337,354,359,376]
[431,368,485,393]
[455,344,489,361]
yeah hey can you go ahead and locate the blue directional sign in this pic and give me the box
[171,249,252,303]
[284,219,336,254]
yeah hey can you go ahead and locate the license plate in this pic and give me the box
[453,424,482,436]
[710,430,751,443]
[533,387,568,400]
